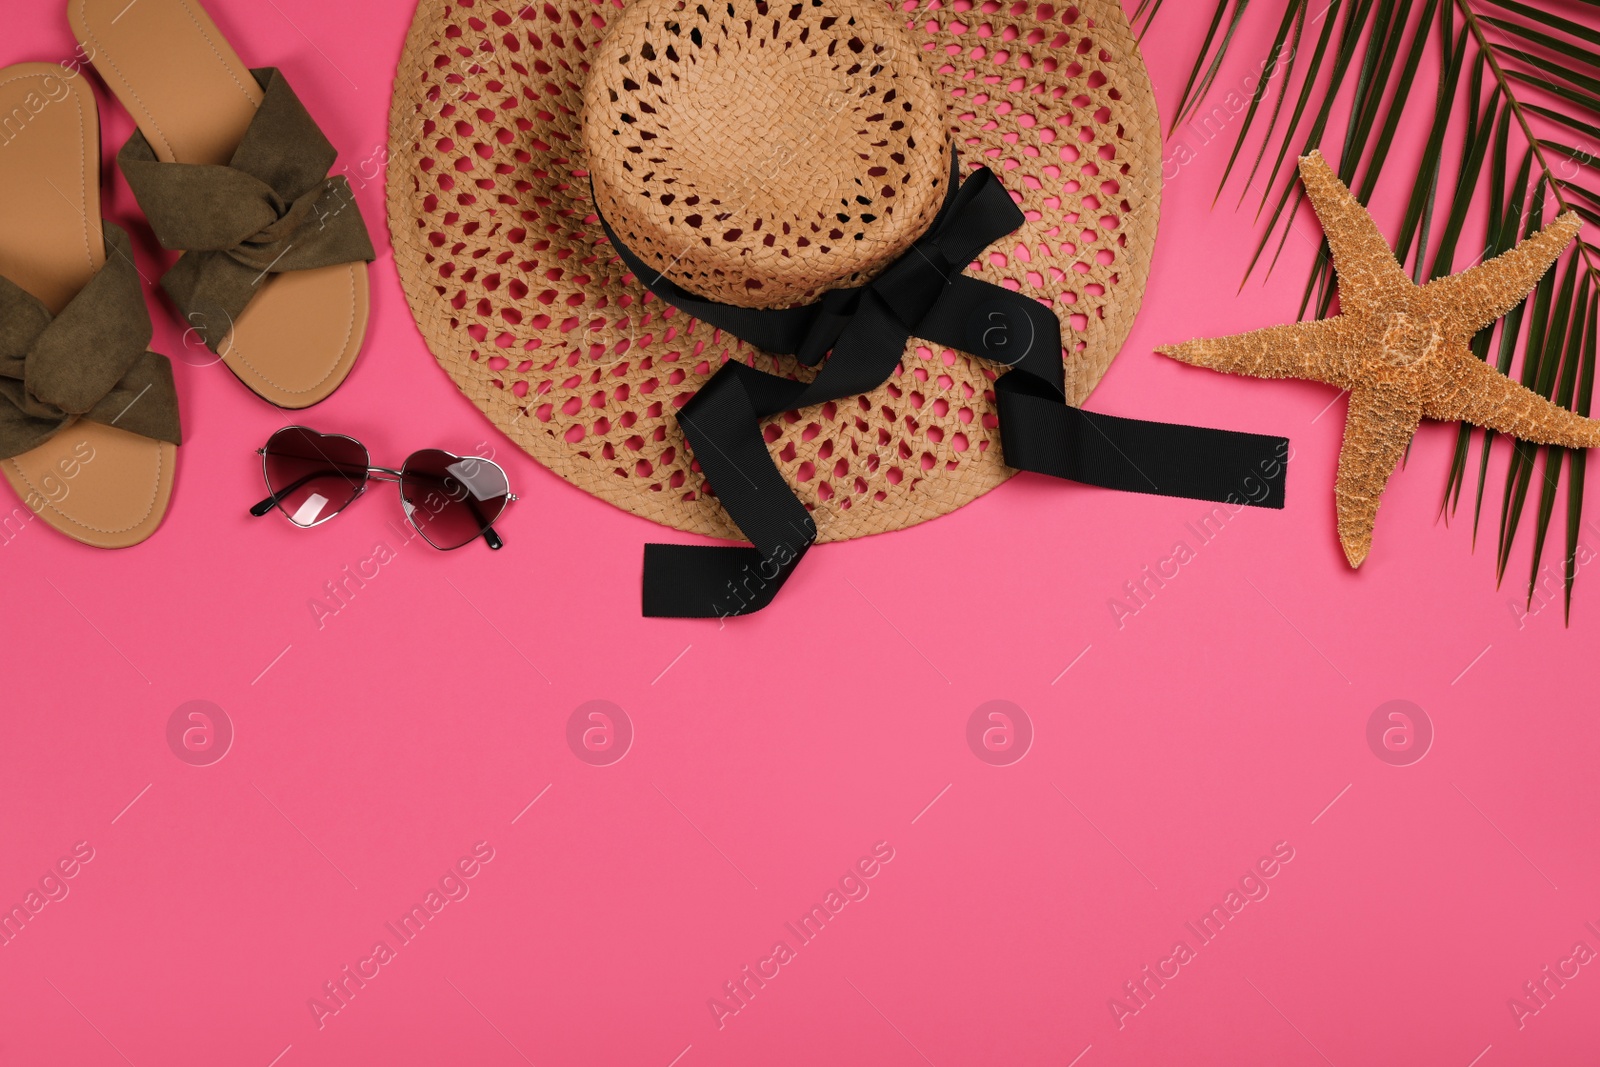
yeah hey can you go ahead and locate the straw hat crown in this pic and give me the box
[582,0,955,308]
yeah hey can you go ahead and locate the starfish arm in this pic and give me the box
[1298,150,1414,311]
[1417,212,1582,341]
[1335,383,1422,568]
[1423,344,1600,448]
[1158,316,1359,386]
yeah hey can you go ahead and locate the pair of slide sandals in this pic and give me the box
[0,0,373,548]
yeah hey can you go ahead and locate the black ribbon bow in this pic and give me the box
[599,163,1288,618]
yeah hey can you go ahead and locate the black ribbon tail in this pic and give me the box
[997,388,1289,507]
[918,276,1289,508]
[675,366,815,558]
[642,543,806,618]
[642,300,901,619]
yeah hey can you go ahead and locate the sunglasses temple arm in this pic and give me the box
[457,494,506,550]
[249,468,366,517]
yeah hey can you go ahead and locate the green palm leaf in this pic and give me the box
[1150,0,1600,620]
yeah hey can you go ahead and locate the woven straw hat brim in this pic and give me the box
[388,0,1161,544]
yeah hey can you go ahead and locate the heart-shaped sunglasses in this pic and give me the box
[249,427,516,550]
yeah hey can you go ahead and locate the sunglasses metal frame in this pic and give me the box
[249,426,518,550]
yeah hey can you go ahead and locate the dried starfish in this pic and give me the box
[1160,150,1600,567]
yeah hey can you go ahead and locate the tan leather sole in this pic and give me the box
[70,0,369,409]
[0,63,175,549]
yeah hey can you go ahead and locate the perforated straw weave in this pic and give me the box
[582,0,958,310]
[387,0,1163,543]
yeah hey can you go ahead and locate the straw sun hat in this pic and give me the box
[387,0,1286,614]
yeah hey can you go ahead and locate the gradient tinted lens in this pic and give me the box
[262,427,370,527]
[400,450,510,549]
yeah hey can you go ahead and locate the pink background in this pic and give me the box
[3,1,1598,1065]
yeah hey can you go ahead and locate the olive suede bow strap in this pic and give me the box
[118,68,376,353]
[599,163,1290,619]
[0,222,182,460]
